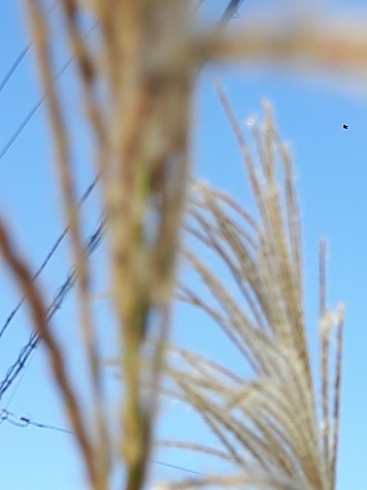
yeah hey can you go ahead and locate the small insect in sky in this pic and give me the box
[343,124,349,129]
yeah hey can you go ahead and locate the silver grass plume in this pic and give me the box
[159,89,344,490]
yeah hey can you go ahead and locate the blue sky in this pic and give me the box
[0,1,366,489]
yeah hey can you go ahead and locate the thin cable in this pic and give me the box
[0,20,98,162]
[0,407,206,475]
[0,213,107,400]
[0,58,73,161]
[0,175,99,340]
[0,407,73,433]
[0,1,59,94]
[2,347,38,410]
[0,46,32,94]
[150,459,205,476]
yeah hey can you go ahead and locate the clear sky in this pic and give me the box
[0,1,366,489]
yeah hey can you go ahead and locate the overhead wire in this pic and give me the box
[0,407,206,476]
[0,175,100,407]
[2,346,38,411]
[149,459,205,476]
[0,45,32,95]
[0,60,72,161]
[0,20,98,162]
[0,15,100,402]
[0,15,101,405]
[0,16,100,400]
[0,1,59,94]
[0,14,101,403]
[0,213,107,400]
[0,175,99,340]
[0,407,73,433]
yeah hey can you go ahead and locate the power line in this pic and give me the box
[0,19,98,162]
[0,407,206,476]
[150,459,205,476]
[2,345,38,411]
[0,19,100,387]
[0,175,99,340]
[0,407,73,434]
[0,19,97,162]
[0,19,99,337]
[0,17,100,404]
[0,45,32,95]
[0,57,73,161]
[0,213,107,400]
[0,1,59,95]
[0,18,100,402]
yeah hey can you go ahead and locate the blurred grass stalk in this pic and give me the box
[0,1,359,489]
[12,1,195,489]
[205,13,367,78]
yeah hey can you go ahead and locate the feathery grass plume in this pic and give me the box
[160,89,344,490]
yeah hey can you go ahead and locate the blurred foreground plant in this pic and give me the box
[2,1,197,489]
